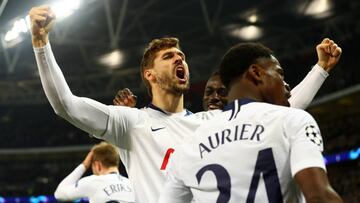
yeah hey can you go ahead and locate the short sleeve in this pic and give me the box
[284,109,326,177]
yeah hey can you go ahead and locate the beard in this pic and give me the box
[155,72,190,95]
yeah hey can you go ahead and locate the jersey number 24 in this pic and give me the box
[196,148,283,203]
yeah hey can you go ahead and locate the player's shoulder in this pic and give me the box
[118,174,132,184]
[246,102,311,117]
[251,103,317,129]
[108,105,146,116]
[75,175,99,187]
[193,109,222,120]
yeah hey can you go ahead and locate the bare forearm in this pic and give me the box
[32,35,48,48]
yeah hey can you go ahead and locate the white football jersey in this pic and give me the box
[34,43,329,203]
[55,164,135,203]
[94,104,203,203]
[159,99,326,203]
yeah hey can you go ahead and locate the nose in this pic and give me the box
[211,92,221,100]
[283,81,291,92]
[174,54,183,64]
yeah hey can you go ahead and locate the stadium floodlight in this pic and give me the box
[2,0,83,46]
[50,0,81,20]
[300,0,333,18]
[98,49,125,69]
[4,18,28,42]
[230,25,263,41]
[247,14,258,23]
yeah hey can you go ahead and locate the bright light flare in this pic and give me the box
[230,25,263,41]
[51,0,81,19]
[4,18,28,42]
[301,0,333,18]
[248,14,258,23]
[98,49,125,69]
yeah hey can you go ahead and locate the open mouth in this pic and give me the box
[176,66,186,80]
[208,103,221,110]
[208,101,223,110]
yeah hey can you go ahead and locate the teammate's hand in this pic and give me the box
[29,5,56,47]
[82,151,94,169]
[113,88,137,107]
[316,38,342,72]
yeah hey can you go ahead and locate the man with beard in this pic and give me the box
[30,6,197,203]
[30,6,341,203]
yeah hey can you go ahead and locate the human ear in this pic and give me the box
[144,69,156,82]
[247,64,263,85]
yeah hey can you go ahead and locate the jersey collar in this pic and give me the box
[146,103,193,116]
[223,98,256,111]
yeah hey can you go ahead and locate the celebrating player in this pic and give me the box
[159,42,343,203]
[30,5,341,203]
[54,142,135,203]
[201,71,228,111]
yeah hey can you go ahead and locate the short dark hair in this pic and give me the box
[92,142,120,168]
[140,37,180,97]
[219,42,273,88]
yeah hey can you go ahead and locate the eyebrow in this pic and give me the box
[177,51,185,58]
[162,50,185,59]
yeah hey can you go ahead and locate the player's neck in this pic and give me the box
[99,166,119,175]
[151,91,184,113]
[227,81,261,104]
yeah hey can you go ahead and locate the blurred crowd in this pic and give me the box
[0,105,96,148]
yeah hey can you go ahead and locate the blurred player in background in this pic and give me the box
[159,42,343,203]
[54,142,135,203]
[202,71,228,111]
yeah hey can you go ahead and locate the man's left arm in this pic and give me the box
[289,38,342,109]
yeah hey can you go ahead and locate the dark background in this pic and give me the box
[0,0,359,202]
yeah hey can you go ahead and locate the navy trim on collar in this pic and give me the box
[147,103,193,116]
[223,98,256,111]
[147,103,168,114]
[185,109,193,116]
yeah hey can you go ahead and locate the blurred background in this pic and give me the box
[0,0,359,202]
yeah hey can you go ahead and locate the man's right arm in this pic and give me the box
[30,6,138,140]
[34,43,110,136]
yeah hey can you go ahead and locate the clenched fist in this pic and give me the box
[316,38,342,72]
[29,5,56,47]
